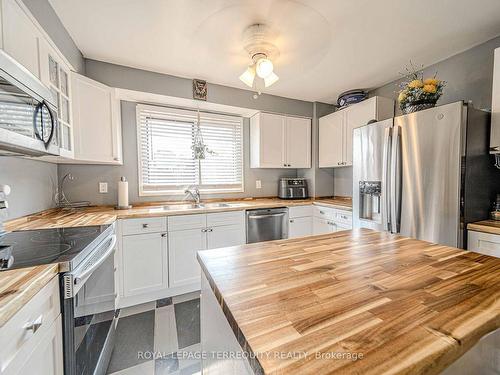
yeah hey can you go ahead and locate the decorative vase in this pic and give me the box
[402,100,437,115]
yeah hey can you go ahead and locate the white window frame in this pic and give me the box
[136,104,244,196]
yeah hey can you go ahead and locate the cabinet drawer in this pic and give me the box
[168,214,206,231]
[335,210,352,226]
[336,223,352,231]
[313,205,336,220]
[206,211,244,227]
[288,205,313,218]
[0,277,60,373]
[122,217,167,235]
[468,231,500,258]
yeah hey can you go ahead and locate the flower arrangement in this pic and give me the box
[398,63,445,114]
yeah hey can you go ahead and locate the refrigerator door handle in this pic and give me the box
[390,125,402,233]
[382,126,392,231]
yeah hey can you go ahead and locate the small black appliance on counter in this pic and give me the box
[278,177,308,199]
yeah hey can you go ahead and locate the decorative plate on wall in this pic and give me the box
[193,79,207,101]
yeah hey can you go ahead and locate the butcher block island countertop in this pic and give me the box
[197,229,500,375]
[4,197,351,232]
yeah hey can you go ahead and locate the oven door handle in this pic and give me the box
[73,235,117,285]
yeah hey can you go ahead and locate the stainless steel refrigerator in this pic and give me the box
[352,101,499,248]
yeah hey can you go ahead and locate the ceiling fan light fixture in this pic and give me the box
[239,64,256,87]
[256,57,274,78]
[240,24,280,89]
[264,71,279,87]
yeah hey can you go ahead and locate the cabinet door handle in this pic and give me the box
[289,219,294,223]
[161,233,166,237]
[24,315,43,333]
[208,228,213,232]
[319,210,325,215]
[201,228,207,232]
[142,223,149,228]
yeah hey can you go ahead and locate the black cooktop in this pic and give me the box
[0,224,111,272]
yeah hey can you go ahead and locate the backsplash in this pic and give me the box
[0,157,57,220]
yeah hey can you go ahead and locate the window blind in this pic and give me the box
[137,105,243,195]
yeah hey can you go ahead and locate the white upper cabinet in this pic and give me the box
[318,110,344,168]
[319,96,394,168]
[286,116,312,168]
[70,72,123,164]
[1,0,41,78]
[250,112,311,168]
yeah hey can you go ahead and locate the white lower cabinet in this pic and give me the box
[168,211,245,290]
[289,216,313,238]
[16,315,64,375]
[0,277,63,375]
[312,205,352,235]
[122,232,168,297]
[118,212,245,306]
[468,230,500,258]
[168,227,207,289]
[207,224,246,249]
[288,205,313,238]
[313,217,336,235]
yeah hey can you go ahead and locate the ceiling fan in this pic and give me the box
[239,24,279,90]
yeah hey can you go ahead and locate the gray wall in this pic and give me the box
[58,59,321,205]
[0,158,57,220]
[299,102,335,197]
[21,0,84,73]
[332,35,500,197]
[58,101,300,206]
[85,60,313,117]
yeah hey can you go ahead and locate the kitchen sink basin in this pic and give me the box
[161,202,245,211]
[162,203,205,210]
[205,203,231,208]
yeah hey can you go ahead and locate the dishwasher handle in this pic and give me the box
[247,213,287,219]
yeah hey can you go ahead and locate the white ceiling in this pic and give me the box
[49,0,500,103]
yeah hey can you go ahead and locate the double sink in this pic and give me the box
[161,202,245,211]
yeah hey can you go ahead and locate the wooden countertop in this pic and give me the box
[5,197,352,232]
[468,220,500,235]
[0,264,58,327]
[197,229,500,375]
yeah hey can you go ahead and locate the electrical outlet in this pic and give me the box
[99,182,108,193]
[255,180,262,189]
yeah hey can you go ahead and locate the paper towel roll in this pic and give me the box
[117,177,129,208]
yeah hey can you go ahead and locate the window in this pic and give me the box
[137,104,244,195]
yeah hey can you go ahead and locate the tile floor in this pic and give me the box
[107,292,201,375]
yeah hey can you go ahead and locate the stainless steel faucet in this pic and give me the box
[185,187,201,204]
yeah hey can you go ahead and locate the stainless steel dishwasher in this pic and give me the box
[246,207,288,243]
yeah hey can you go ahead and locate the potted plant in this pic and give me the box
[398,64,445,114]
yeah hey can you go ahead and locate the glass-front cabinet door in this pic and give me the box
[39,39,74,159]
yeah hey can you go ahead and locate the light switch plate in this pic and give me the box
[99,182,108,193]
[255,180,262,189]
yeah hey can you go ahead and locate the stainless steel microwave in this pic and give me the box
[0,49,59,156]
